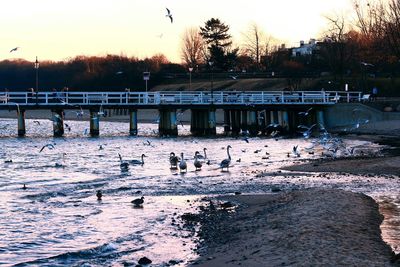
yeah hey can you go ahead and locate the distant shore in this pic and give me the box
[186,189,399,266]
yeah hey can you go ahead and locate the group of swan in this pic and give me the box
[169,146,232,173]
[118,153,147,170]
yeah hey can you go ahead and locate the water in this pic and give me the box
[0,118,399,266]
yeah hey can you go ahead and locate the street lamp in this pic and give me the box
[34,56,39,104]
[208,61,214,104]
[188,67,193,90]
[143,71,150,92]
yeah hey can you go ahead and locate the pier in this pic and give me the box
[0,90,363,137]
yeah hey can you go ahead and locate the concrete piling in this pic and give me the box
[17,110,26,137]
[90,110,100,137]
[247,110,258,135]
[159,109,178,136]
[129,109,138,136]
[223,109,231,134]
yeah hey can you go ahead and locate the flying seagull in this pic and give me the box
[39,143,55,153]
[166,8,173,23]
[10,47,19,53]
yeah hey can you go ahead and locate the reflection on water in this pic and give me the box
[0,118,399,266]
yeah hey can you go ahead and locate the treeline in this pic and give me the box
[0,54,185,91]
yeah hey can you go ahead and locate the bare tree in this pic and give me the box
[241,23,274,68]
[180,27,205,68]
[320,13,356,82]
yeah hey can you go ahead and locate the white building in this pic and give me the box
[291,39,317,57]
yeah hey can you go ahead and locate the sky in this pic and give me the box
[0,0,354,63]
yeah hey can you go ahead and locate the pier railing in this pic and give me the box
[0,91,363,107]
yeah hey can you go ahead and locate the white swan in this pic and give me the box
[118,153,129,170]
[129,154,146,165]
[179,152,187,173]
[194,151,203,171]
[220,145,232,171]
[169,152,179,169]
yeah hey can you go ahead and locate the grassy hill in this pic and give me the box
[151,77,319,92]
[150,76,400,97]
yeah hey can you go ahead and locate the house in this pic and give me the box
[291,39,317,57]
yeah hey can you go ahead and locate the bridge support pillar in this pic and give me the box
[52,110,64,137]
[231,110,241,135]
[282,110,289,132]
[190,110,201,135]
[248,110,258,135]
[240,110,248,133]
[90,110,100,137]
[207,109,216,135]
[159,109,178,136]
[190,109,216,136]
[129,109,138,136]
[271,111,279,124]
[17,110,26,137]
[316,110,325,128]
[223,109,231,134]
[259,110,267,135]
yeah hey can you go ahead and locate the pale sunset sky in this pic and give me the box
[0,0,353,63]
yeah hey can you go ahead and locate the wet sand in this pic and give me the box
[282,134,400,176]
[283,155,400,176]
[186,189,399,266]
[185,134,400,266]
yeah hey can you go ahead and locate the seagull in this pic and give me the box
[360,61,374,67]
[10,47,19,53]
[33,120,41,125]
[39,143,55,153]
[166,8,173,23]
[292,145,300,157]
[64,123,71,132]
[131,196,144,207]
[156,33,163,38]
[115,71,123,75]
[230,75,238,80]
[298,107,313,116]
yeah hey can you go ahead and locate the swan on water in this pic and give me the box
[179,152,187,173]
[220,145,232,171]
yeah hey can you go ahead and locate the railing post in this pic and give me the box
[347,92,350,103]
[301,92,304,103]
[281,92,284,103]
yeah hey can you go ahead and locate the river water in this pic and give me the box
[0,118,399,266]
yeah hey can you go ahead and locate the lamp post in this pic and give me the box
[208,61,214,104]
[34,56,39,104]
[188,67,193,90]
[143,71,150,92]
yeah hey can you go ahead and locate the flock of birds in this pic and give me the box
[5,106,375,208]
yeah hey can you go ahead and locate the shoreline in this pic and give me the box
[184,189,399,266]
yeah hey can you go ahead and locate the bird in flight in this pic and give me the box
[10,47,19,53]
[39,143,55,153]
[166,8,173,23]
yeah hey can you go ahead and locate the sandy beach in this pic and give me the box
[185,189,399,266]
[183,134,400,267]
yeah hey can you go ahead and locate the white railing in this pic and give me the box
[0,91,363,106]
